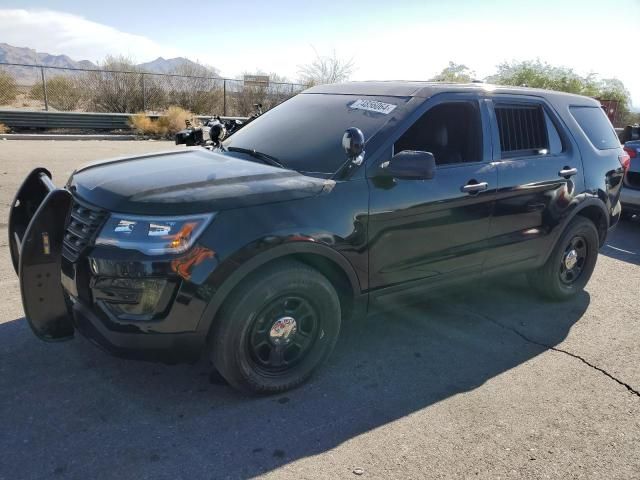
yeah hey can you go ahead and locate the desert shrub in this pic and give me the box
[234,85,269,116]
[140,75,169,112]
[168,87,223,115]
[129,106,194,137]
[163,62,223,114]
[29,75,85,111]
[0,71,18,105]
[156,106,194,134]
[130,113,164,136]
[85,56,144,113]
[0,123,10,134]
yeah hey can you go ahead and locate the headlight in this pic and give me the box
[95,213,215,255]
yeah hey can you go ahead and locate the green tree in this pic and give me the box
[486,60,586,93]
[487,60,633,126]
[429,62,475,83]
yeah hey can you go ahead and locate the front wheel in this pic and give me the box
[528,216,599,301]
[210,260,341,394]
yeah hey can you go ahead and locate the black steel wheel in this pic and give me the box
[247,295,320,375]
[210,259,341,394]
[559,235,588,285]
[528,216,599,301]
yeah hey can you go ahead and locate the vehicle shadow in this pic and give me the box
[0,276,589,479]
[601,217,640,265]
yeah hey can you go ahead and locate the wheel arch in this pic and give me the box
[197,242,363,337]
[574,202,608,247]
[542,197,609,265]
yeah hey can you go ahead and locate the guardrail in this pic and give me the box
[0,109,247,130]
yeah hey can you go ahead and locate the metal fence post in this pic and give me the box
[40,66,49,111]
[141,73,146,112]
[223,79,227,116]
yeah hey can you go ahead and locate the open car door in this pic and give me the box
[9,168,74,341]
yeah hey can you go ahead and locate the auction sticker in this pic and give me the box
[349,99,397,115]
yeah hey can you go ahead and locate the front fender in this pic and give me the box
[195,239,362,336]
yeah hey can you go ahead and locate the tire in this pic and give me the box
[210,259,341,394]
[528,216,599,301]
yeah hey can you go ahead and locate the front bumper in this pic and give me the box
[9,168,213,363]
[71,300,204,362]
[63,246,212,362]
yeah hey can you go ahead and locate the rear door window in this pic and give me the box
[494,103,566,157]
[495,104,548,157]
[569,106,620,150]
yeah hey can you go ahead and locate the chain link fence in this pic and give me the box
[0,63,305,117]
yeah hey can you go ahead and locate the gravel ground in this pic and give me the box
[0,140,639,480]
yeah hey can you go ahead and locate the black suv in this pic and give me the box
[10,82,627,393]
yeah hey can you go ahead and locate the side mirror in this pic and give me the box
[342,127,365,165]
[384,150,436,180]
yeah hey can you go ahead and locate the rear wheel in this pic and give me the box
[528,216,599,301]
[210,260,341,394]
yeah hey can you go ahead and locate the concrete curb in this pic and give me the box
[0,134,138,141]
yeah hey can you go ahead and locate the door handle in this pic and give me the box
[558,167,578,178]
[461,181,489,194]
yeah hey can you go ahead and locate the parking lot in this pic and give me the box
[1,140,639,479]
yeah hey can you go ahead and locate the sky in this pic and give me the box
[1,0,639,108]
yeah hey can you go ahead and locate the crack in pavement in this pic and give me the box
[457,307,640,398]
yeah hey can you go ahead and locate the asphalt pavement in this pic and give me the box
[1,140,639,479]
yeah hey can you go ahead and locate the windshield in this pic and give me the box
[223,93,409,174]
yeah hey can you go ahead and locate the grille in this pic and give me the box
[625,171,640,190]
[62,199,107,262]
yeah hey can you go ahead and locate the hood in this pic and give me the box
[68,148,333,215]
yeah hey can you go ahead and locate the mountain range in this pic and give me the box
[0,43,218,83]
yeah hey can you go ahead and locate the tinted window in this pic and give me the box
[544,111,563,155]
[569,106,620,150]
[495,104,548,157]
[394,101,482,165]
[224,93,409,174]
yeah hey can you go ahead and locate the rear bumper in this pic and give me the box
[621,186,640,214]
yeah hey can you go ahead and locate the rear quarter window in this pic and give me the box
[569,106,620,150]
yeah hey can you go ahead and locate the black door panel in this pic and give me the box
[368,162,497,288]
[484,97,584,271]
[486,160,581,268]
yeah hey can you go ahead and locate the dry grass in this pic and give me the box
[130,106,195,137]
[0,123,9,134]
[158,106,195,135]
[130,113,164,136]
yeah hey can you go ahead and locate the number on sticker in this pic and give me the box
[349,99,397,115]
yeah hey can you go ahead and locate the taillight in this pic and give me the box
[619,151,631,171]
[623,146,637,159]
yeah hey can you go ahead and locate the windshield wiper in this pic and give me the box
[226,147,287,169]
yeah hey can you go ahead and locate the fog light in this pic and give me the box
[93,278,170,319]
